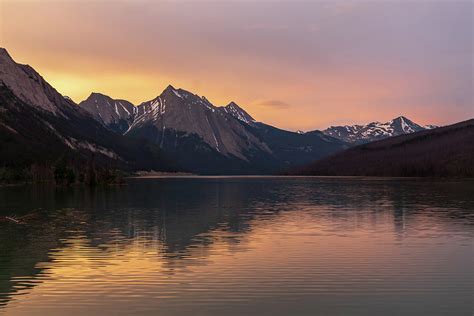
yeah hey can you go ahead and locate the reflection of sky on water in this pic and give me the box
[0,178,473,315]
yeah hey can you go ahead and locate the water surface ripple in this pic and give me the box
[0,177,473,315]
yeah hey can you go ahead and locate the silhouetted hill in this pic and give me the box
[295,119,474,177]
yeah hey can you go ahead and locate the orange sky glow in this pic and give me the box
[0,0,472,130]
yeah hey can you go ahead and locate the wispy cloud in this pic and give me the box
[254,100,291,108]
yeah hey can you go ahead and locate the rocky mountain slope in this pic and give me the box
[128,86,271,160]
[0,48,175,182]
[79,86,347,174]
[79,93,136,134]
[8,45,457,177]
[323,116,435,144]
[296,119,474,177]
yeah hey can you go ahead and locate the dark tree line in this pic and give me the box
[1,155,125,186]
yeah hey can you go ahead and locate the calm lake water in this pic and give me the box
[0,177,473,316]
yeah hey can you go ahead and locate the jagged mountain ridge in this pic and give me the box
[0,46,346,175]
[79,93,137,134]
[80,90,437,153]
[323,116,436,144]
[81,86,264,159]
[127,86,270,160]
[79,86,347,174]
[0,48,175,176]
[76,86,440,175]
[0,46,451,176]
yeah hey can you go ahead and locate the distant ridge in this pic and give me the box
[323,116,436,144]
[295,119,474,177]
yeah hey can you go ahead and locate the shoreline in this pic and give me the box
[126,175,474,181]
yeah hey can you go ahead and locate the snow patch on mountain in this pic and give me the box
[323,116,429,144]
[0,122,18,134]
[222,101,256,124]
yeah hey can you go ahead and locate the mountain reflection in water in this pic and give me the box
[0,177,473,316]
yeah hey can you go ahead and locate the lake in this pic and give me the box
[0,177,473,316]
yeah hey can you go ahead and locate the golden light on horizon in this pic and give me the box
[1,0,471,130]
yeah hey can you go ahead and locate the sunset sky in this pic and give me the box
[1,0,472,130]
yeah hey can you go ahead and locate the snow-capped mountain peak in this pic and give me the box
[222,101,255,124]
[79,85,270,159]
[323,116,431,144]
[389,116,423,133]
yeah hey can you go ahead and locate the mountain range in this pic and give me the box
[79,89,437,149]
[2,47,460,180]
[296,119,474,177]
[0,48,175,183]
[322,117,436,144]
[78,87,439,174]
[0,48,346,176]
[78,84,348,174]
